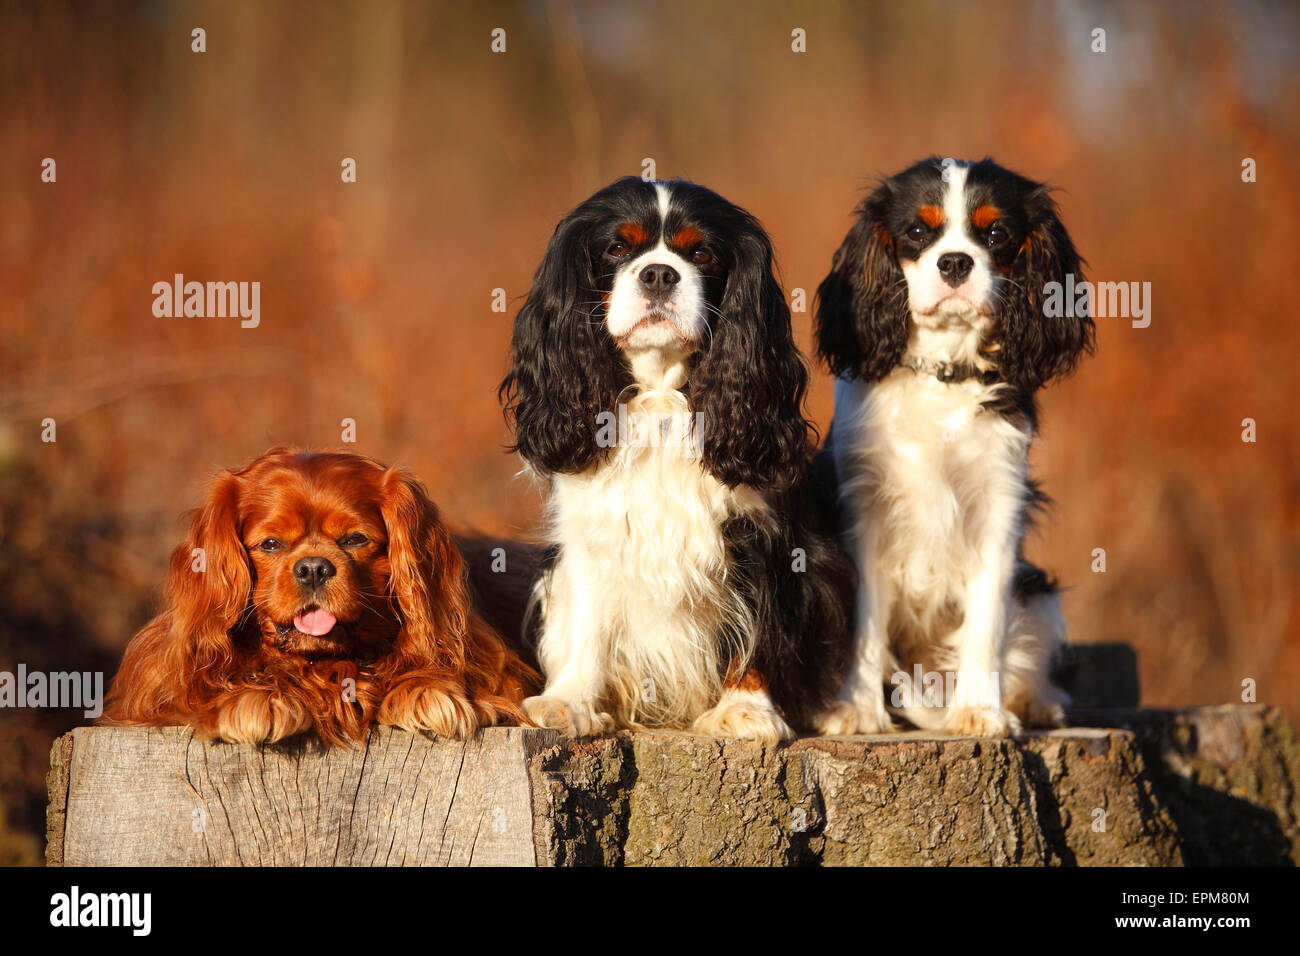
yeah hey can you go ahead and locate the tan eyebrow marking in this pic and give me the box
[918,204,945,229]
[971,203,1002,229]
[668,226,703,250]
[617,222,650,245]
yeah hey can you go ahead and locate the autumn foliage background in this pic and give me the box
[1,0,1296,863]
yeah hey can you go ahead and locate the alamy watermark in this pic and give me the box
[152,273,260,328]
[1043,273,1151,328]
[0,664,104,718]
[890,664,1004,710]
[49,886,150,936]
[595,404,704,456]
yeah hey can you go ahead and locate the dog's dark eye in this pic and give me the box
[340,532,368,547]
[987,225,1009,248]
[691,249,712,265]
[906,224,927,242]
[607,241,630,259]
[257,538,284,553]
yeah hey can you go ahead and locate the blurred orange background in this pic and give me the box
[1,0,1296,863]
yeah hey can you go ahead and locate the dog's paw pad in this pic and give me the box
[943,705,1022,738]
[379,685,478,738]
[693,695,794,745]
[1015,699,1066,729]
[814,699,895,736]
[523,695,612,737]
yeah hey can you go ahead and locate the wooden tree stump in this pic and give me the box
[48,725,552,866]
[48,704,1300,866]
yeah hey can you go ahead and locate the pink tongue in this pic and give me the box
[293,609,338,636]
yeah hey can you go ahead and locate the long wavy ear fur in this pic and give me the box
[814,184,910,381]
[104,470,251,724]
[375,468,535,727]
[692,212,811,490]
[500,206,627,476]
[996,187,1096,391]
[377,467,471,672]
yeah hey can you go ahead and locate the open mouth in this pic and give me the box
[269,606,395,662]
[272,607,348,651]
[291,607,337,636]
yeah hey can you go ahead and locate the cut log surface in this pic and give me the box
[51,726,549,866]
[48,704,1299,866]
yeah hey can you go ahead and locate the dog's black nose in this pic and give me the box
[293,556,336,589]
[639,263,680,293]
[937,252,974,287]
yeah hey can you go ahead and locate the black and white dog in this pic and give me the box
[501,177,852,744]
[814,157,1094,737]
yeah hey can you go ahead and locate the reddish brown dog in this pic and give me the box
[103,449,538,746]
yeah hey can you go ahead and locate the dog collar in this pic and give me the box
[904,357,998,384]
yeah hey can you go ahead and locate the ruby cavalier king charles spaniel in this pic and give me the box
[103,449,538,746]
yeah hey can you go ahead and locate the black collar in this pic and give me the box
[904,357,999,385]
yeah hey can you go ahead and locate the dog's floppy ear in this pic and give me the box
[500,203,626,477]
[374,468,535,733]
[815,184,911,381]
[378,467,470,672]
[691,211,811,491]
[996,187,1095,391]
[104,470,251,724]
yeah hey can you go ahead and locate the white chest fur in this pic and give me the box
[542,384,768,726]
[833,370,1032,637]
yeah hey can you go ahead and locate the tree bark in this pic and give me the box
[48,704,1299,866]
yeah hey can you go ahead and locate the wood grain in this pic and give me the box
[49,704,1300,866]
[55,725,557,866]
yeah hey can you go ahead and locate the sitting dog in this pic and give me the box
[500,177,853,744]
[813,157,1094,737]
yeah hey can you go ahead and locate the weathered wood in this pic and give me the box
[1069,704,1300,865]
[527,727,1183,865]
[44,733,73,868]
[49,704,1299,866]
[53,725,557,866]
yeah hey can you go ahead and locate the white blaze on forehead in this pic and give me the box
[900,160,997,334]
[605,181,706,358]
[942,162,969,236]
[654,181,672,224]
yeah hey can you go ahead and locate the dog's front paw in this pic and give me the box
[378,681,479,738]
[693,691,795,745]
[523,695,614,737]
[814,699,896,736]
[1012,697,1066,730]
[942,705,1022,738]
[216,690,313,745]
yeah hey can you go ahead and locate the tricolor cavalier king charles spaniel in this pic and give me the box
[103,449,538,745]
[814,157,1094,737]
[501,177,853,744]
